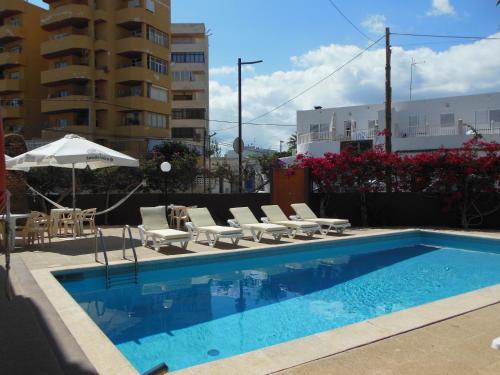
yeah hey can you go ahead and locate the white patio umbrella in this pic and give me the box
[6,134,139,234]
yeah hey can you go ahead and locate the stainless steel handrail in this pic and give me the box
[122,225,138,284]
[96,227,110,288]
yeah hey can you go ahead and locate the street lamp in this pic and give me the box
[409,58,425,101]
[160,161,171,204]
[238,58,263,193]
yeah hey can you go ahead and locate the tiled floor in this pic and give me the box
[278,304,500,375]
[6,226,500,374]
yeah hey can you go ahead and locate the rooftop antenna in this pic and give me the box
[410,58,425,101]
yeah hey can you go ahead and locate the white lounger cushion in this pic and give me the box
[291,203,350,225]
[273,220,320,229]
[197,225,243,235]
[147,229,191,240]
[243,223,288,232]
[308,218,350,226]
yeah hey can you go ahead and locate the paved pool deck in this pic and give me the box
[2,226,500,374]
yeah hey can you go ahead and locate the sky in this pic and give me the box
[30,0,500,151]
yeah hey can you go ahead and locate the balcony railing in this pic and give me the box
[297,124,500,145]
[117,88,143,97]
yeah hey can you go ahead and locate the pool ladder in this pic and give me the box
[96,226,139,288]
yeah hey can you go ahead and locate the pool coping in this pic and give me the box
[30,228,500,374]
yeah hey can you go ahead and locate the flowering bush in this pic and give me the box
[295,139,500,228]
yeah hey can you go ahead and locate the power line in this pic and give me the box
[210,119,295,127]
[12,97,295,127]
[391,32,500,40]
[248,34,385,123]
[326,0,373,41]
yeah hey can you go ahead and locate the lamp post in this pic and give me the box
[409,58,425,101]
[238,58,263,193]
[160,161,171,205]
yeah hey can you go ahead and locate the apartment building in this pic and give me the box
[0,0,48,139]
[297,92,500,156]
[170,23,209,146]
[39,0,172,155]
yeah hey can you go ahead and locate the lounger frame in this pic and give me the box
[138,225,190,251]
[227,219,290,242]
[185,222,244,247]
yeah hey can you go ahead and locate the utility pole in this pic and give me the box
[385,27,393,193]
[238,58,263,193]
[385,27,392,154]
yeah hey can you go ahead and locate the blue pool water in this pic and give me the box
[58,231,500,372]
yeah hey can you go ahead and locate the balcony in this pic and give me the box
[297,129,377,145]
[172,80,206,91]
[0,25,23,43]
[115,96,168,114]
[0,0,22,18]
[41,65,92,86]
[41,34,92,57]
[115,66,169,86]
[42,95,91,113]
[115,6,166,31]
[0,52,23,68]
[40,4,91,30]
[0,79,23,94]
[171,119,206,128]
[0,100,23,118]
[116,37,168,57]
[171,62,207,73]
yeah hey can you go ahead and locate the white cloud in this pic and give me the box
[209,65,255,75]
[209,34,500,150]
[426,0,456,16]
[361,14,387,35]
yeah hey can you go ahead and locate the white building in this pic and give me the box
[297,92,500,156]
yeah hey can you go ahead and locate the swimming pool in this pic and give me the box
[56,231,500,372]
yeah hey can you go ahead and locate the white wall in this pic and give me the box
[296,92,500,156]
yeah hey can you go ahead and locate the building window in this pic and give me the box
[344,121,352,136]
[440,113,455,127]
[55,61,68,69]
[9,46,22,53]
[147,112,168,128]
[171,52,205,64]
[173,92,193,101]
[56,119,68,128]
[368,120,377,129]
[148,55,168,74]
[148,84,168,102]
[172,71,195,81]
[172,127,194,138]
[171,108,205,120]
[489,110,500,126]
[8,71,21,79]
[475,110,489,127]
[409,115,419,128]
[148,26,168,47]
[123,112,142,126]
[146,0,155,12]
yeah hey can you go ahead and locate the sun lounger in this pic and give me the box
[228,207,290,242]
[291,203,351,235]
[186,207,244,247]
[138,206,191,251]
[261,205,321,238]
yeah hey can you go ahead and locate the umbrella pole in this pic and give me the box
[72,164,76,239]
